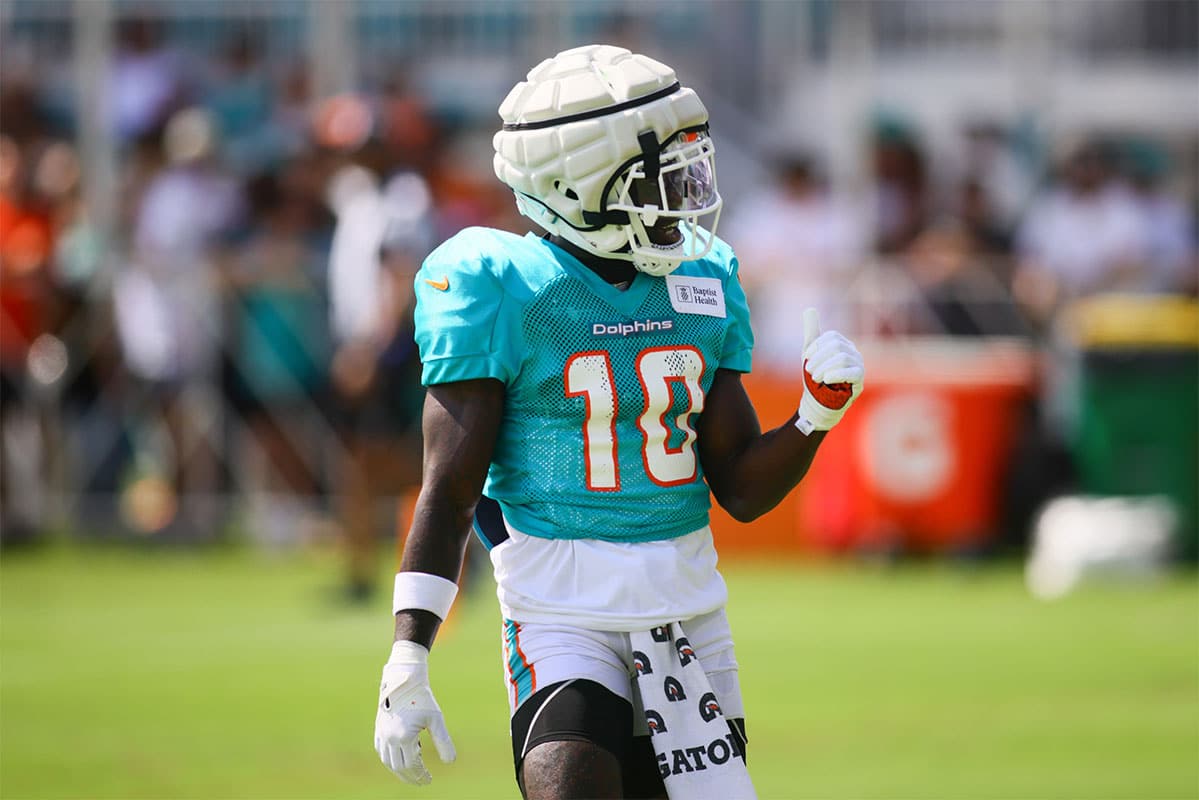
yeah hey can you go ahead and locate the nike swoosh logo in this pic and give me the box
[424,276,450,291]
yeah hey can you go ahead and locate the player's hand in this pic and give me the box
[374,641,457,785]
[795,308,864,435]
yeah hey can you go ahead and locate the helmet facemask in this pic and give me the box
[605,128,722,276]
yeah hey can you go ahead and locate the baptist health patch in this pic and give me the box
[665,275,726,318]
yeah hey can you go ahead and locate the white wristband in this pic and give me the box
[392,572,459,620]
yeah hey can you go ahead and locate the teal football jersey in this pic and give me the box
[413,228,753,543]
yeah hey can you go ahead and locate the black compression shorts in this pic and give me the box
[510,678,747,798]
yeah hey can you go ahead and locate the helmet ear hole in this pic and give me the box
[553,180,578,201]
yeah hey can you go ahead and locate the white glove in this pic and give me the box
[796,308,865,434]
[374,640,457,785]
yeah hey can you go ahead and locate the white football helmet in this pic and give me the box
[493,44,722,276]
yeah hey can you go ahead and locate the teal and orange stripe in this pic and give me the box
[503,619,536,706]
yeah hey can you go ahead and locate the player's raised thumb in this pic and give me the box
[429,715,457,763]
[803,307,821,356]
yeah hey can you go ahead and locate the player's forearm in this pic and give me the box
[399,484,478,580]
[713,309,863,521]
[710,420,825,523]
[393,485,479,648]
[391,379,506,650]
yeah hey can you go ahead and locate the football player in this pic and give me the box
[373,44,864,799]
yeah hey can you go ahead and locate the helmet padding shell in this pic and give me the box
[493,45,717,273]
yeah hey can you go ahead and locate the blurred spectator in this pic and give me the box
[0,136,56,543]
[1004,140,1162,547]
[112,108,244,527]
[1121,139,1197,295]
[957,177,1014,257]
[326,165,430,601]
[377,73,439,172]
[903,221,1026,337]
[0,140,54,367]
[223,167,331,546]
[118,109,243,379]
[1012,141,1149,330]
[203,30,275,174]
[47,144,132,522]
[958,122,1038,253]
[725,153,866,369]
[111,17,188,145]
[0,76,49,146]
[427,130,522,239]
[872,115,929,254]
[275,63,314,141]
[131,109,243,263]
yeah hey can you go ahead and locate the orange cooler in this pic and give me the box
[710,337,1036,555]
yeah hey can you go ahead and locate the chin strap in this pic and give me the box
[581,205,631,227]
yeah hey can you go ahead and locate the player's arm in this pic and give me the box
[394,377,505,647]
[698,309,863,523]
[375,378,505,786]
[698,369,823,523]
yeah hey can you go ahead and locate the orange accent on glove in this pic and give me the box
[803,366,853,410]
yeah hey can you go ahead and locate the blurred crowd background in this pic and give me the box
[1,0,1196,597]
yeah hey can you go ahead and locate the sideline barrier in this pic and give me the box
[710,337,1037,555]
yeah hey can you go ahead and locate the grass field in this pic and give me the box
[2,545,1196,800]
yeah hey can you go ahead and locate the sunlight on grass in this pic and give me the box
[2,548,1196,799]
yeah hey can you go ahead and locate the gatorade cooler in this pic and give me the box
[793,337,1036,554]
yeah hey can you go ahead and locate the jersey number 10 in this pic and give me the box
[564,346,705,491]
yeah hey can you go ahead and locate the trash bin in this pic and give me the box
[1068,295,1199,561]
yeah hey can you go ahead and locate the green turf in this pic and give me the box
[2,547,1196,799]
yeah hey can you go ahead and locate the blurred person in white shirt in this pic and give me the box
[1122,139,1196,295]
[1010,140,1156,513]
[111,17,187,145]
[119,108,243,384]
[326,164,432,602]
[1013,141,1150,329]
[724,153,866,371]
[113,108,244,525]
[959,122,1038,253]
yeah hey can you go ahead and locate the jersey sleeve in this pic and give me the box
[719,253,754,372]
[413,235,525,386]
